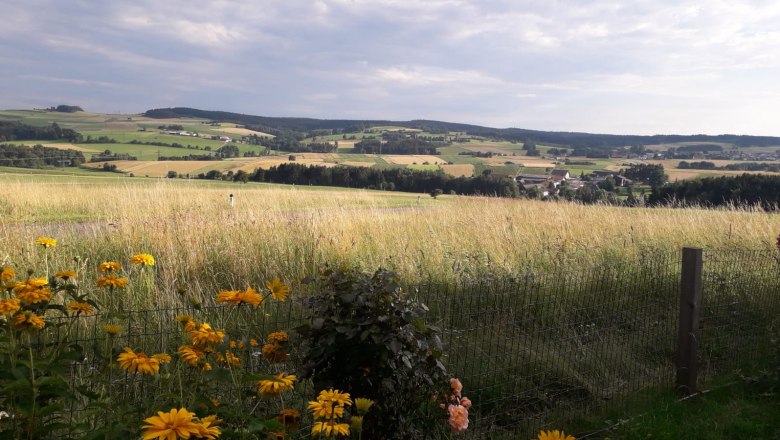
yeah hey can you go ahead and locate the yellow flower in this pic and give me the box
[188,322,225,347]
[350,415,364,431]
[14,277,48,292]
[176,314,193,324]
[307,400,345,420]
[0,298,21,315]
[538,430,575,440]
[98,261,122,273]
[354,398,375,415]
[141,408,202,440]
[97,274,128,289]
[257,372,296,397]
[195,415,221,439]
[216,288,263,308]
[152,353,172,364]
[102,324,122,336]
[117,347,161,375]
[262,343,288,362]
[265,277,290,302]
[55,270,77,280]
[13,311,45,330]
[35,237,56,248]
[67,301,94,315]
[276,408,301,430]
[267,331,288,343]
[317,389,352,407]
[178,345,206,368]
[249,338,259,347]
[15,287,52,305]
[0,267,14,281]
[216,351,240,368]
[130,253,155,266]
[311,421,350,437]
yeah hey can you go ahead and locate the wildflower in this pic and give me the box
[35,237,56,248]
[316,389,352,407]
[266,277,290,301]
[311,421,350,437]
[460,397,472,409]
[276,408,301,430]
[178,345,206,368]
[13,311,46,330]
[262,343,288,362]
[98,261,122,273]
[102,324,122,336]
[354,398,375,415]
[0,298,21,315]
[152,353,172,364]
[14,277,48,294]
[307,400,345,420]
[67,301,94,316]
[141,408,202,440]
[216,351,240,368]
[236,341,245,350]
[350,415,364,431]
[55,270,77,280]
[257,372,296,397]
[188,322,225,346]
[216,288,263,308]
[538,430,575,440]
[117,347,162,375]
[447,404,469,433]
[249,338,259,347]
[97,274,128,289]
[0,267,14,281]
[267,331,288,343]
[195,415,221,439]
[130,253,155,266]
[14,287,52,305]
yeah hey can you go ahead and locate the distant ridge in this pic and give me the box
[145,107,780,148]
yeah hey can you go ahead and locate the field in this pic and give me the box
[2,172,778,310]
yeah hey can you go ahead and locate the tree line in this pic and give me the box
[0,144,85,167]
[649,174,780,209]
[0,122,81,143]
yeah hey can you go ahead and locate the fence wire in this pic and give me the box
[7,247,780,438]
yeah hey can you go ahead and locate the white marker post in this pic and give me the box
[229,193,234,208]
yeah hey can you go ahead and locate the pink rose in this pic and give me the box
[447,404,469,432]
[450,378,463,396]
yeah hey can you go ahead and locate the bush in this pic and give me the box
[297,267,449,439]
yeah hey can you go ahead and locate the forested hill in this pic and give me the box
[144,107,780,148]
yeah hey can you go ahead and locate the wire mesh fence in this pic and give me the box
[4,247,780,438]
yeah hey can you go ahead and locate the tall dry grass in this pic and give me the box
[1,175,777,308]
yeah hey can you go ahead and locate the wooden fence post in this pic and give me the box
[676,247,703,395]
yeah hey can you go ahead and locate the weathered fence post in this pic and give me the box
[676,247,703,395]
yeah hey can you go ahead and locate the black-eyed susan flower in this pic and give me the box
[13,311,45,330]
[194,414,221,439]
[117,347,164,376]
[537,430,575,440]
[354,398,375,415]
[102,324,122,336]
[130,253,155,266]
[14,287,52,305]
[0,267,14,281]
[188,323,225,347]
[257,372,296,397]
[276,408,301,430]
[97,274,128,289]
[141,408,202,440]
[307,400,345,420]
[34,237,56,248]
[265,277,289,302]
[178,345,206,368]
[67,301,94,316]
[311,420,350,437]
[55,270,77,280]
[98,261,122,273]
[262,343,287,362]
[0,298,21,315]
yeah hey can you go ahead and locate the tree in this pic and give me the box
[429,188,443,199]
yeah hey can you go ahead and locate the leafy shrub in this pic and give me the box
[297,267,449,439]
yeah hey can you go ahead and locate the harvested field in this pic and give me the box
[383,155,447,165]
[441,164,474,177]
[40,143,101,153]
[215,126,273,137]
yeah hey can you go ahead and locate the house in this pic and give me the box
[550,169,570,181]
[516,174,550,184]
[219,136,231,142]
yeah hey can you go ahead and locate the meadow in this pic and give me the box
[2,173,778,310]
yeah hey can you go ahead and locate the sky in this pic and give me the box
[2,0,780,136]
